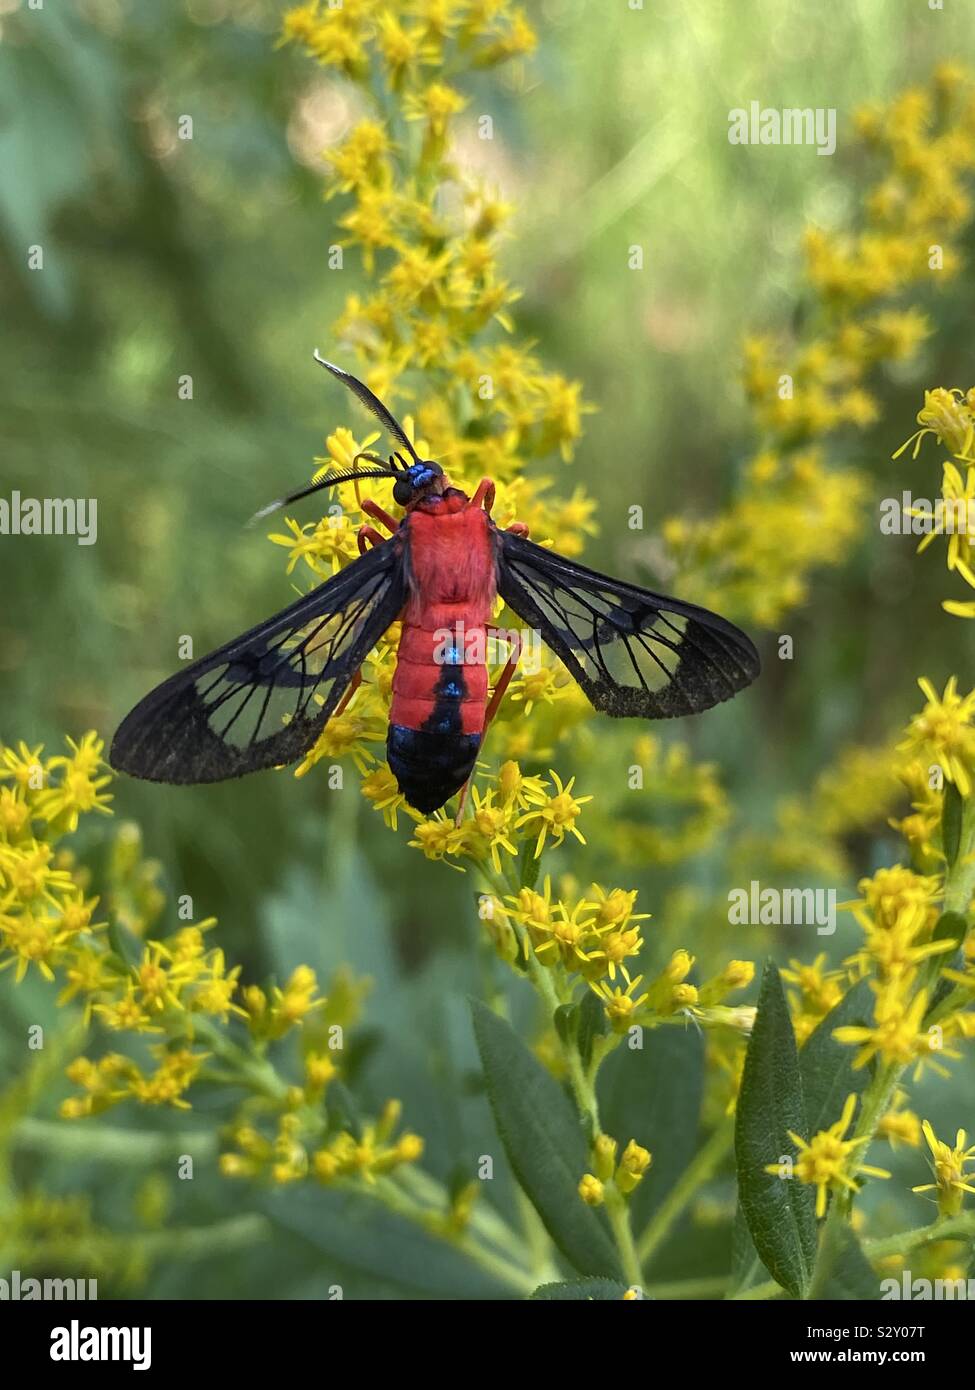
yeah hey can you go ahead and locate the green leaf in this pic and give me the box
[729,1203,767,1295]
[553,1002,578,1047]
[576,991,608,1069]
[324,1080,362,1141]
[800,977,873,1135]
[925,911,968,1018]
[519,837,541,890]
[599,1023,705,1232]
[734,961,817,1299]
[529,1278,631,1300]
[809,1221,879,1300]
[106,918,141,970]
[932,910,968,948]
[942,781,964,868]
[470,999,622,1279]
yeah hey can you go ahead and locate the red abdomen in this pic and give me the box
[390,499,496,735]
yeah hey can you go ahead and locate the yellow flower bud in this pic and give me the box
[616,1140,652,1195]
[593,1133,618,1181]
[578,1173,604,1206]
[395,1133,424,1163]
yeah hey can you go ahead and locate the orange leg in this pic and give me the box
[362,498,399,533]
[358,525,385,554]
[506,521,529,537]
[454,629,522,824]
[334,668,362,716]
[468,478,496,514]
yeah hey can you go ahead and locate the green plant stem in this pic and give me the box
[12,1117,218,1163]
[368,1176,539,1295]
[512,914,649,1285]
[515,1187,564,1283]
[603,1186,644,1287]
[519,927,603,1124]
[396,1163,542,1270]
[637,1118,734,1267]
[643,1275,729,1299]
[138,1213,270,1261]
[188,1015,290,1103]
[733,1212,975,1300]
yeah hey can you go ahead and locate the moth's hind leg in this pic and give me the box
[333,668,363,716]
[453,628,522,825]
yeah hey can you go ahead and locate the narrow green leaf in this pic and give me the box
[553,1002,578,1047]
[576,991,608,1068]
[519,838,541,891]
[932,910,968,947]
[800,977,873,1135]
[324,1080,362,1140]
[470,999,622,1279]
[925,910,968,1018]
[942,781,963,868]
[106,918,141,970]
[530,1278,632,1300]
[599,1024,705,1231]
[734,961,817,1299]
[809,1221,879,1300]
[729,1203,767,1294]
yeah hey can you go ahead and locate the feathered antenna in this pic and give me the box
[248,353,418,525]
[313,351,422,464]
[247,463,399,527]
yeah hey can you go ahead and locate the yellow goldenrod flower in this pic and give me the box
[267,965,326,1037]
[766,1093,890,1219]
[833,983,934,1072]
[895,387,975,462]
[912,1120,975,1218]
[697,959,756,1007]
[589,966,650,1032]
[899,677,975,797]
[516,770,591,858]
[878,1091,923,1150]
[454,785,518,872]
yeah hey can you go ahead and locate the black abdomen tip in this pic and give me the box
[387,724,481,814]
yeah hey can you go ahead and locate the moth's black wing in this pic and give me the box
[495,531,760,719]
[110,538,407,783]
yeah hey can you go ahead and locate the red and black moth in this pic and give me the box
[110,355,761,814]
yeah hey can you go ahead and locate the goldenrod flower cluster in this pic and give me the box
[895,388,975,617]
[220,1096,423,1188]
[579,1133,653,1207]
[824,681,975,1080]
[0,731,425,1202]
[665,67,975,626]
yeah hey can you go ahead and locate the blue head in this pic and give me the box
[392,459,445,506]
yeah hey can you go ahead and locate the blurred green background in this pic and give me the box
[1,0,974,1298]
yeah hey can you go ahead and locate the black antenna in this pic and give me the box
[313,351,422,464]
[248,464,397,526]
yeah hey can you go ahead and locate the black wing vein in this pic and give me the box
[495,530,760,719]
[110,538,407,783]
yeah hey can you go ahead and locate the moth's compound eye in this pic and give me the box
[393,478,413,506]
